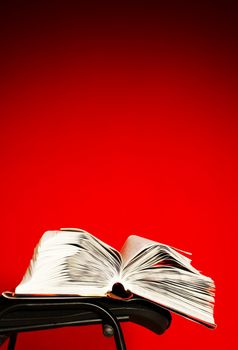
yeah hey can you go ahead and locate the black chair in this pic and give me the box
[0,292,171,350]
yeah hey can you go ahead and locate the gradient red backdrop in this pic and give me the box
[0,1,237,349]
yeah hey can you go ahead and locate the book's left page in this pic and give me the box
[15,228,122,296]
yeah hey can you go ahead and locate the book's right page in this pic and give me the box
[120,235,155,267]
[120,235,190,268]
[120,235,216,328]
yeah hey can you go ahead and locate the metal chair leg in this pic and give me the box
[8,333,17,350]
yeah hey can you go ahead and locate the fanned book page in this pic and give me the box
[15,228,216,328]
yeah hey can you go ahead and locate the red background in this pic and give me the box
[0,1,237,349]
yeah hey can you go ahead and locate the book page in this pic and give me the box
[120,235,216,328]
[120,235,191,268]
[124,268,215,328]
[120,235,157,265]
[120,235,167,267]
[15,228,122,296]
[120,236,198,282]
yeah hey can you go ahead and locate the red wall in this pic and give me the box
[1,1,237,349]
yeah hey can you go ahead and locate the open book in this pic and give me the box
[15,228,216,328]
